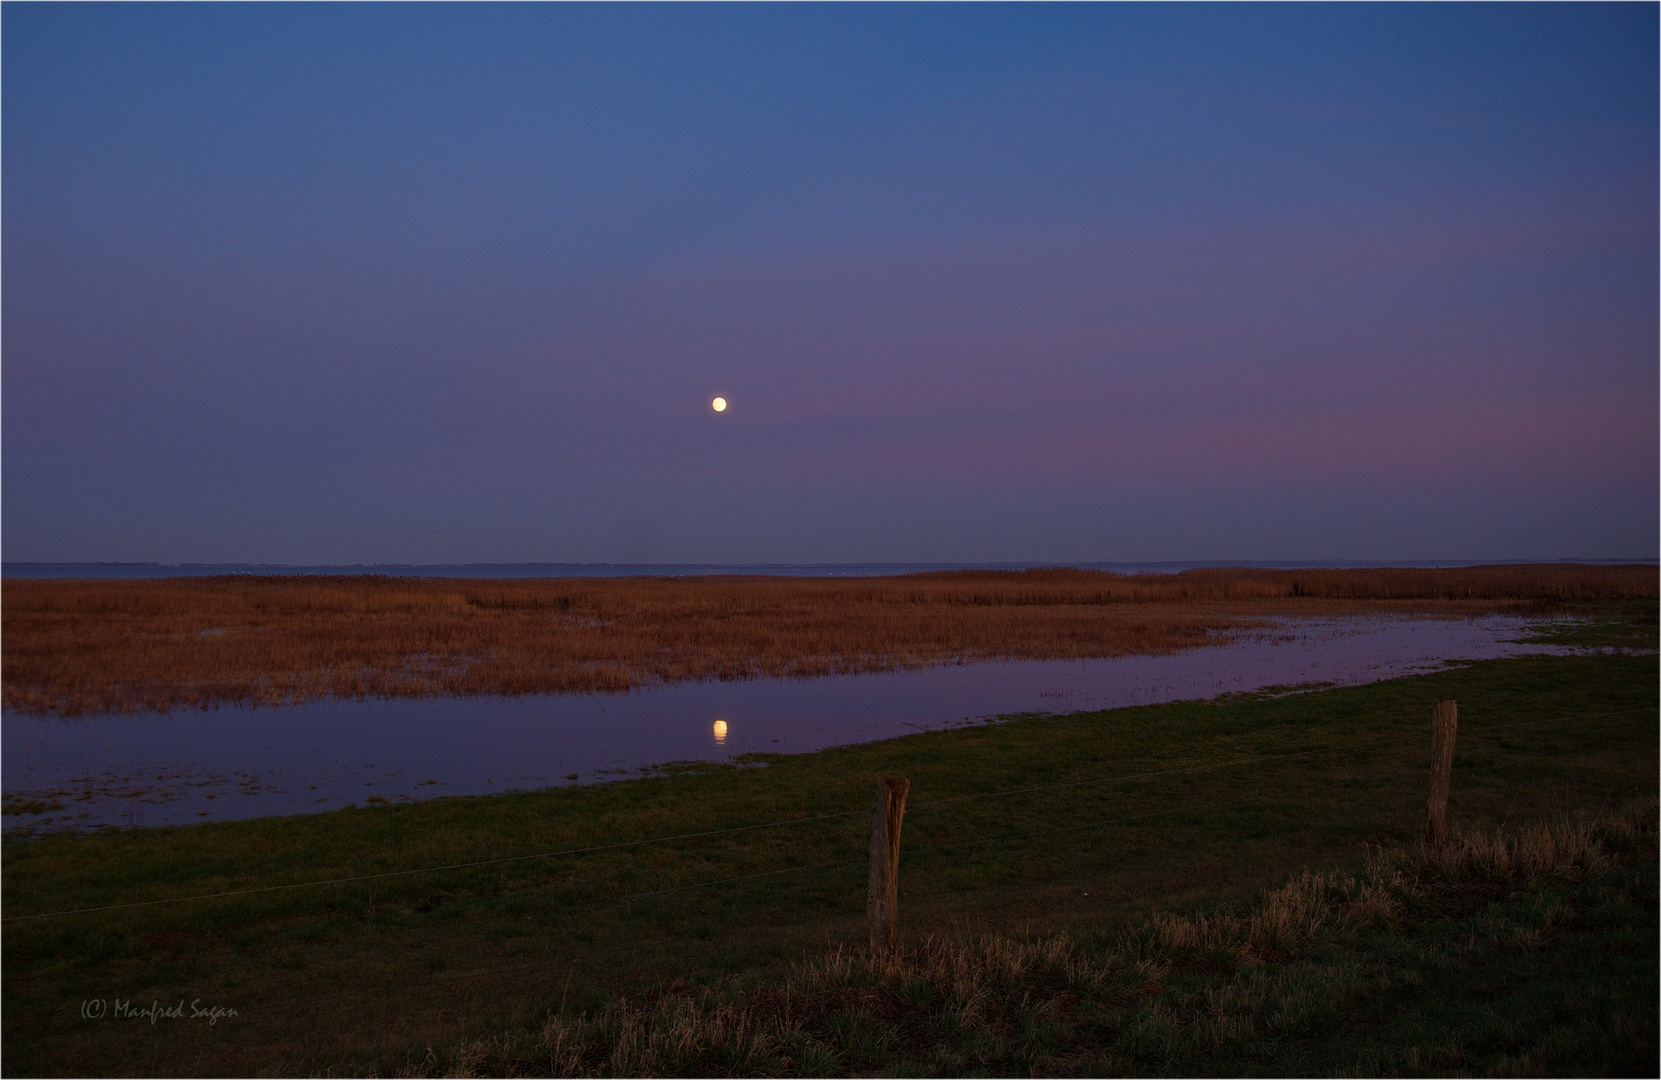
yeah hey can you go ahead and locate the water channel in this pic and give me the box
[2,614,1569,835]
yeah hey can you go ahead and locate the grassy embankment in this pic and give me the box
[2,608,1654,1076]
[5,564,1654,715]
[397,801,1661,1077]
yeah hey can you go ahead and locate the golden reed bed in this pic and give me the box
[3,565,1653,716]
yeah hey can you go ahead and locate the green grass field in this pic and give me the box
[405,801,1661,1077]
[3,614,1655,1076]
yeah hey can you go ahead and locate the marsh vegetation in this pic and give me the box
[4,564,1653,716]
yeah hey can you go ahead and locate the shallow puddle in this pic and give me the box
[2,615,1571,834]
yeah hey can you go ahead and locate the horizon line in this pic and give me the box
[4,557,1655,569]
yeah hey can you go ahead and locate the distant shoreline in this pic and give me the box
[3,557,1654,580]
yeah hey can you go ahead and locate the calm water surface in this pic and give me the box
[2,615,1568,834]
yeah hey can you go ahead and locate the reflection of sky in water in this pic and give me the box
[3,615,1572,834]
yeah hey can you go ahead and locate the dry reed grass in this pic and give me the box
[405,800,1657,1077]
[4,564,1653,716]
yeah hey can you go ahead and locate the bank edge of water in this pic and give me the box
[1,613,1599,837]
[2,649,1656,1079]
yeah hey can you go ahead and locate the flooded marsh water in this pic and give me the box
[2,615,1572,835]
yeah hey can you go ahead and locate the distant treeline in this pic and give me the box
[4,565,1653,716]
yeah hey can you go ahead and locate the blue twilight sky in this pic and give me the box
[4,2,1656,564]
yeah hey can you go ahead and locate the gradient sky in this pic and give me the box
[5,3,1656,564]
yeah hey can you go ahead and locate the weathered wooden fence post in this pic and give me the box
[867,776,910,956]
[1424,699,1458,845]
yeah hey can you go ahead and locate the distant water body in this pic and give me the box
[3,558,1650,580]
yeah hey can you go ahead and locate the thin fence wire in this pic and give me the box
[922,795,1273,852]
[5,704,1651,924]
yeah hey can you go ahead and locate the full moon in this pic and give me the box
[712,719,729,742]
[711,396,727,412]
